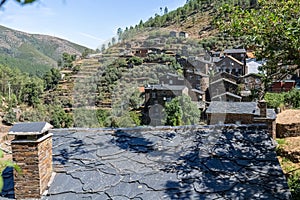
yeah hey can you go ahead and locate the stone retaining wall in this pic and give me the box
[277,123,300,138]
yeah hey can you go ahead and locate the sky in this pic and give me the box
[0,0,186,49]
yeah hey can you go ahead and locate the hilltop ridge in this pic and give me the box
[0,25,89,75]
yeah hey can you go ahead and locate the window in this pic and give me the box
[151,92,157,98]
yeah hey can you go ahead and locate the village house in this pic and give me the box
[223,48,247,63]
[215,55,247,76]
[240,73,263,100]
[143,84,189,125]
[206,100,277,138]
[209,50,222,63]
[1,122,291,199]
[208,72,242,102]
[246,58,264,74]
[271,80,296,93]
[159,73,184,86]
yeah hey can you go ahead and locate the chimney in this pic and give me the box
[258,100,267,118]
[9,122,53,199]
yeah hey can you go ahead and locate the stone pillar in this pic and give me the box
[9,122,53,199]
[258,100,267,118]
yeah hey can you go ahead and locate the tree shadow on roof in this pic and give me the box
[163,126,291,199]
[53,137,88,165]
[110,129,155,153]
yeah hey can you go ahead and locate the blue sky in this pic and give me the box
[0,0,186,49]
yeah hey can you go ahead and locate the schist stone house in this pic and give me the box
[208,72,241,102]
[206,100,277,138]
[224,48,247,62]
[1,122,291,199]
[215,55,246,76]
[143,84,189,125]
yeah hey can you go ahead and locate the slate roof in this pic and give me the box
[266,109,277,120]
[8,122,52,135]
[224,48,247,54]
[206,101,258,115]
[144,84,187,91]
[211,92,242,101]
[210,77,238,86]
[38,125,291,199]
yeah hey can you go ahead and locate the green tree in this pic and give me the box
[164,95,200,126]
[216,0,300,97]
[21,78,44,107]
[284,89,300,108]
[117,28,123,41]
[50,105,73,128]
[96,109,111,127]
[62,52,76,69]
[128,89,143,110]
[2,108,16,125]
[164,6,169,15]
[112,37,116,45]
[165,97,182,126]
[0,0,37,7]
[43,68,61,91]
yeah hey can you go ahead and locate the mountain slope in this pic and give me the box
[0,25,89,75]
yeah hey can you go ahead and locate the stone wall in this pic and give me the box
[11,134,52,199]
[38,136,53,194]
[12,142,41,199]
[277,123,300,138]
[254,118,276,139]
[207,113,253,125]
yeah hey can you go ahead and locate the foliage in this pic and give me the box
[73,108,101,128]
[96,109,111,127]
[112,111,138,128]
[22,77,44,107]
[19,104,50,122]
[164,95,200,126]
[2,108,16,125]
[61,52,76,69]
[50,106,73,128]
[216,0,300,97]
[129,111,142,126]
[129,89,143,110]
[43,68,61,91]
[265,89,300,109]
[284,89,300,109]
[288,171,300,199]
[165,97,182,126]
[264,92,285,109]
[127,56,143,66]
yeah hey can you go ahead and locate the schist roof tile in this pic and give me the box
[206,101,259,115]
[41,125,291,200]
[8,122,52,135]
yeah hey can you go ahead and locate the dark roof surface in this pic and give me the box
[144,84,187,91]
[9,122,52,135]
[41,125,290,199]
[224,48,247,54]
[206,101,258,115]
[211,92,242,100]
